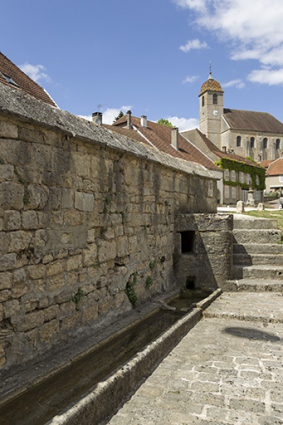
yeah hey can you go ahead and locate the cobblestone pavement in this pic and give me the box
[107,292,283,425]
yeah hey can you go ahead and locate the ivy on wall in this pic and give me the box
[215,157,266,190]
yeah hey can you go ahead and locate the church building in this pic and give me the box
[198,72,283,162]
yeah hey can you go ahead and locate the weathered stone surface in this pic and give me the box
[26,184,49,210]
[9,231,32,252]
[75,192,94,212]
[0,182,24,209]
[4,210,21,231]
[0,165,14,182]
[21,210,38,230]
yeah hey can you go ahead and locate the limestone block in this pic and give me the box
[0,272,12,290]
[66,254,83,272]
[0,290,11,302]
[257,203,265,211]
[87,229,96,243]
[44,305,60,322]
[25,299,39,312]
[42,171,63,187]
[0,253,16,272]
[18,126,44,143]
[4,210,21,230]
[49,187,62,210]
[60,311,81,330]
[0,165,14,182]
[39,320,60,342]
[0,182,24,209]
[0,231,10,254]
[33,278,46,292]
[21,210,38,230]
[47,260,65,276]
[48,274,66,291]
[26,184,49,210]
[75,192,94,212]
[0,120,18,138]
[9,231,32,252]
[83,244,98,267]
[62,188,73,209]
[128,235,138,253]
[72,154,91,178]
[12,283,29,299]
[98,240,116,263]
[0,219,2,231]
[82,304,98,324]
[27,264,46,280]
[3,299,20,318]
[13,268,27,284]
[236,200,245,213]
[20,310,45,331]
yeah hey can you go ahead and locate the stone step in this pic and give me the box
[233,253,283,266]
[234,265,283,280]
[233,243,283,255]
[233,229,282,244]
[233,215,278,230]
[224,279,283,292]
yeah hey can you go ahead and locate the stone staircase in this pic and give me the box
[226,214,283,291]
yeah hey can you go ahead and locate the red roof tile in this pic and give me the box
[199,76,223,96]
[0,52,57,107]
[266,158,283,176]
[111,115,219,171]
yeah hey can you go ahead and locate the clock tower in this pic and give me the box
[199,71,224,149]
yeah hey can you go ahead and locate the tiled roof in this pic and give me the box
[195,129,263,169]
[260,160,273,169]
[199,76,223,96]
[0,52,57,107]
[266,158,283,176]
[103,123,152,147]
[223,108,283,133]
[110,115,219,171]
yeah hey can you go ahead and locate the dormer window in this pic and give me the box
[0,71,19,87]
[213,93,217,104]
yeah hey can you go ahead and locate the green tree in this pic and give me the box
[157,118,174,127]
[113,110,124,123]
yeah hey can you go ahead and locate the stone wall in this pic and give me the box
[0,83,218,371]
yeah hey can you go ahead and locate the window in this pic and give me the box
[256,175,259,185]
[181,231,195,254]
[0,71,19,87]
[279,175,283,183]
[239,172,245,183]
[247,174,251,184]
[202,96,205,107]
[225,185,230,198]
[263,138,268,149]
[232,187,236,199]
[231,170,236,182]
[250,137,255,148]
[213,93,218,104]
[236,136,241,147]
[276,139,280,150]
[224,169,229,180]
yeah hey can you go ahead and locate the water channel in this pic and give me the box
[0,294,206,425]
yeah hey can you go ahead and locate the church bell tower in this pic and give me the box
[199,71,224,149]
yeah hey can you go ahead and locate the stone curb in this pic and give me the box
[48,289,222,425]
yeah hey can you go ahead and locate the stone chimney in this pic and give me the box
[171,127,179,150]
[126,110,132,129]
[222,146,227,153]
[141,115,147,128]
[92,112,102,126]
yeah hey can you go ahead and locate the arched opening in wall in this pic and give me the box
[236,136,241,147]
[181,231,195,254]
[276,139,280,150]
[202,96,205,107]
[250,137,255,148]
[186,276,196,290]
[213,94,218,105]
[263,138,268,160]
[263,138,268,149]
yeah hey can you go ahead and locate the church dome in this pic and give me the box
[199,72,224,96]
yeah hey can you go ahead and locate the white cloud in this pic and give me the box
[222,79,245,89]
[247,68,283,85]
[166,116,199,132]
[182,75,198,84]
[173,0,283,85]
[179,38,208,52]
[19,62,51,83]
[79,105,132,125]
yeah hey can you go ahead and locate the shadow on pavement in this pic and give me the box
[223,327,281,342]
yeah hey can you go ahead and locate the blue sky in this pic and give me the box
[2,0,283,131]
